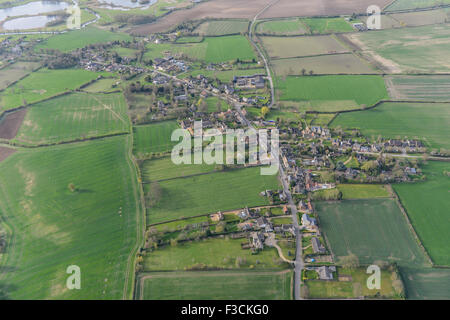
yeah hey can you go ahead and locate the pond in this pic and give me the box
[0,1,69,22]
[2,15,58,30]
[97,0,156,10]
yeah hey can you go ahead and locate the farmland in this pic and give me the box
[385,0,450,11]
[394,161,450,266]
[301,18,354,34]
[0,68,101,111]
[0,136,141,299]
[179,67,266,83]
[399,267,450,300]
[0,61,40,90]
[145,166,280,224]
[256,19,307,35]
[133,121,179,156]
[261,35,348,59]
[385,75,450,101]
[275,75,388,111]
[35,26,132,53]
[331,102,450,150]
[271,53,376,76]
[140,270,292,300]
[315,199,428,267]
[194,20,249,36]
[337,184,390,199]
[14,92,129,145]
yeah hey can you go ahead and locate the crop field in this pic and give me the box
[399,267,450,300]
[315,199,428,267]
[140,270,292,300]
[143,237,287,271]
[301,18,354,34]
[0,146,15,162]
[0,136,140,299]
[145,166,280,223]
[82,78,119,93]
[261,35,348,59]
[347,24,450,73]
[0,68,101,111]
[0,61,40,90]
[133,121,179,156]
[194,20,249,36]
[331,102,450,150]
[256,19,307,35]
[0,108,27,139]
[306,267,397,299]
[385,75,450,101]
[394,161,450,266]
[385,0,450,11]
[337,184,390,199]
[388,9,448,27]
[35,26,132,53]
[276,75,388,111]
[271,53,376,76]
[145,35,256,63]
[14,92,130,145]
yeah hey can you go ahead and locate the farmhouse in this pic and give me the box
[210,211,224,222]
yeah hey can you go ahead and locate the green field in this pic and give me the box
[145,35,257,63]
[399,266,450,300]
[0,61,40,90]
[82,78,119,93]
[141,270,292,300]
[337,184,390,199]
[194,20,249,36]
[316,199,428,267]
[0,136,141,299]
[331,102,450,150]
[15,92,129,145]
[146,166,280,223]
[276,75,388,111]
[386,75,450,101]
[179,68,265,83]
[350,24,450,73]
[257,19,307,35]
[35,26,132,53]
[0,68,101,111]
[386,0,450,11]
[394,161,450,266]
[143,237,287,271]
[133,121,180,156]
[302,18,354,34]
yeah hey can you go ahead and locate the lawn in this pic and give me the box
[143,237,288,271]
[0,136,141,299]
[337,184,390,199]
[133,121,180,156]
[141,270,292,300]
[276,75,388,110]
[0,68,102,111]
[301,18,354,34]
[35,26,132,53]
[331,102,450,150]
[394,161,450,266]
[315,199,428,267]
[14,92,130,145]
[145,166,280,223]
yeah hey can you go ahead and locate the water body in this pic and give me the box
[3,14,58,30]
[97,0,156,10]
[0,1,69,22]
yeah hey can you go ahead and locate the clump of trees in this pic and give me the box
[44,52,78,69]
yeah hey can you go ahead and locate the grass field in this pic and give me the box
[386,75,450,101]
[133,121,179,156]
[302,18,354,34]
[316,199,428,267]
[256,19,307,35]
[82,78,119,93]
[145,35,257,63]
[261,35,348,59]
[35,26,132,53]
[399,266,450,300]
[0,68,101,111]
[337,184,390,199]
[348,24,450,73]
[194,20,249,36]
[14,92,129,145]
[306,267,398,299]
[146,166,280,223]
[179,67,265,83]
[141,270,292,300]
[271,54,376,76]
[0,61,40,90]
[0,136,140,299]
[386,0,450,11]
[331,102,450,150]
[143,237,287,271]
[388,9,448,27]
[276,75,388,111]
[394,161,450,266]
